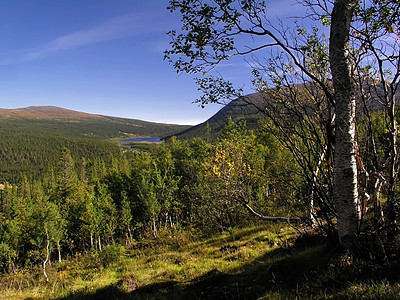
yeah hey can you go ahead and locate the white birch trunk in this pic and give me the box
[57,240,62,263]
[98,236,102,251]
[43,226,50,282]
[388,93,398,223]
[329,0,360,248]
[90,232,94,250]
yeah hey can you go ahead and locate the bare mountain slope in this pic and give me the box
[0,106,104,119]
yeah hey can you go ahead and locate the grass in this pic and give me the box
[1,224,400,299]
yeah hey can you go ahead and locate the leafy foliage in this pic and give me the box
[0,117,304,275]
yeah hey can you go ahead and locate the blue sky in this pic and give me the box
[0,0,303,125]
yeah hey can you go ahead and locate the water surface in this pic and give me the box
[120,137,162,143]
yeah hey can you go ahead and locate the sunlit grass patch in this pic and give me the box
[0,224,328,299]
[335,281,400,299]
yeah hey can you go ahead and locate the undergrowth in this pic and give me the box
[1,224,400,299]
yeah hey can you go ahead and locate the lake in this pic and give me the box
[120,137,162,143]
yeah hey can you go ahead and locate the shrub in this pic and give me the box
[99,244,126,268]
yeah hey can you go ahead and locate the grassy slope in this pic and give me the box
[2,225,400,300]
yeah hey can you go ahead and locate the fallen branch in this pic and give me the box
[243,202,308,224]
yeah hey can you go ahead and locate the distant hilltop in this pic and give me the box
[0,105,192,143]
[0,106,103,119]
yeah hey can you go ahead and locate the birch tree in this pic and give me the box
[164,0,391,247]
[353,0,400,226]
[329,0,360,248]
[30,181,64,281]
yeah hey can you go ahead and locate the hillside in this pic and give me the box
[171,82,399,140]
[0,106,102,119]
[0,106,192,182]
[2,225,399,299]
[0,106,192,140]
[169,93,266,140]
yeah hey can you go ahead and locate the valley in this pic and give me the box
[1,94,400,299]
[1,0,400,298]
[0,106,190,182]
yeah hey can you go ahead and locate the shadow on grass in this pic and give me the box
[183,225,285,254]
[59,238,338,300]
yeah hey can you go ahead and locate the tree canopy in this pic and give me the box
[165,0,400,248]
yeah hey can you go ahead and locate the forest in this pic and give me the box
[1,110,400,298]
[0,119,299,274]
[2,0,400,298]
[0,132,121,183]
[0,111,189,182]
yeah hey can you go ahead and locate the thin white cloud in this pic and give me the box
[1,12,162,65]
[215,62,245,68]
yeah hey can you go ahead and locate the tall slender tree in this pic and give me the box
[164,0,380,247]
[329,0,360,247]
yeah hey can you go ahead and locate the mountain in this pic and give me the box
[169,93,266,140]
[171,82,400,140]
[0,106,103,119]
[0,106,192,140]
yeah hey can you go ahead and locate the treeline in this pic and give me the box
[0,132,121,183]
[0,119,302,274]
